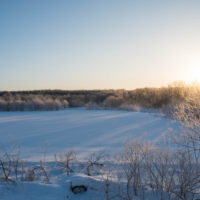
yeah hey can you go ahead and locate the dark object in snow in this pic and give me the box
[71,185,88,194]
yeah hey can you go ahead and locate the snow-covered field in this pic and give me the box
[0,108,178,160]
[0,109,181,200]
[0,172,111,200]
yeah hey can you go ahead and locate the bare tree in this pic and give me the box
[55,150,76,175]
[119,140,152,199]
[0,152,12,182]
[169,150,200,200]
[85,151,106,176]
[0,148,22,183]
[24,160,49,183]
[144,148,176,200]
[172,89,200,153]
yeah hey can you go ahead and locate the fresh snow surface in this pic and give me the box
[0,109,181,200]
[0,108,179,160]
[0,172,159,200]
[0,173,108,200]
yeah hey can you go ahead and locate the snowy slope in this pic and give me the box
[0,173,107,200]
[0,109,178,160]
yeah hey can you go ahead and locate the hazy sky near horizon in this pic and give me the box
[1,0,200,90]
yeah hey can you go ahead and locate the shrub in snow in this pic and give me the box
[85,152,106,176]
[55,150,76,175]
[103,95,123,108]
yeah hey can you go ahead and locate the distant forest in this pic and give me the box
[0,83,199,112]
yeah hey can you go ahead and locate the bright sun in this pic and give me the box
[184,66,200,83]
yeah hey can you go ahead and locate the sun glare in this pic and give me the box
[184,65,200,83]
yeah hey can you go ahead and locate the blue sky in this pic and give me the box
[1,0,200,90]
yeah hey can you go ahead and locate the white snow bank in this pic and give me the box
[0,173,106,200]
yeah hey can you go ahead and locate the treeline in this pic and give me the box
[0,82,199,111]
[0,93,69,111]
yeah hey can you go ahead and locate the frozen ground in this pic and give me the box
[0,171,160,200]
[0,108,179,160]
[0,109,182,200]
[0,173,109,200]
